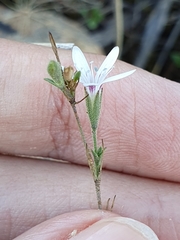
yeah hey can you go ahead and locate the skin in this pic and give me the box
[0,38,180,239]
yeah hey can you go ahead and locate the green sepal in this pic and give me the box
[86,89,102,132]
[73,71,81,82]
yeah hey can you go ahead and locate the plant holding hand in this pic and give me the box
[44,33,136,209]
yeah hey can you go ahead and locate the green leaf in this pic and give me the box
[47,60,66,89]
[44,78,57,87]
[97,146,104,158]
[91,146,104,179]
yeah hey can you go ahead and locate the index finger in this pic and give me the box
[0,38,180,182]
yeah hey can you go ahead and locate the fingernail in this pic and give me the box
[73,217,159,240]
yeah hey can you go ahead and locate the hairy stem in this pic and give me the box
[95,178,102,209]
[71,103,86,147]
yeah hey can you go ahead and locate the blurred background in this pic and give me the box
[0,0,179,81]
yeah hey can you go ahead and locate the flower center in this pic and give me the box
[88,85,96,94]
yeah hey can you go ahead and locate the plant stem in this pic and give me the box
[71,103,86,147]
[72,102,102,210]
[92,128,103,209]
[95,178,102,209]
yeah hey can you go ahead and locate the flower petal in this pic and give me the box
[72,46,92,85]
[95,46,119,83]
[102,69,136,84]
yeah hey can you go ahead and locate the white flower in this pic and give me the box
[72,46,136,96]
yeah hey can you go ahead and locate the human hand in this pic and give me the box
[0,38,179,239]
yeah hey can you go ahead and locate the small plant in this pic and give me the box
[44,33,136,209]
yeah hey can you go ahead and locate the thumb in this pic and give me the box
[73,217,159,240]
[13,210,158,240]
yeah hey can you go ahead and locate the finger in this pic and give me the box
[1,39,180,181]
[0,156,179,240]
[14,211,118,240]
[15,215,158,240]
[72,217,158,240]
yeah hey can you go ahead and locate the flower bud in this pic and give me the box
[63,66,74,81]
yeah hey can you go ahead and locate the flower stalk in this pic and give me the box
[71,102,86,147]
[44,33,136,209]
[84,88,105,208]
[72,46,136,209]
